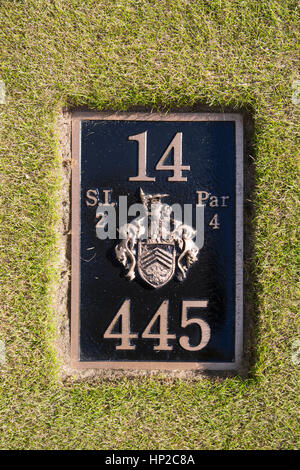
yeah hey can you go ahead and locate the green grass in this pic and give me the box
[0,0,299,450]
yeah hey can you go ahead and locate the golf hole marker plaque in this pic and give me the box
[71,112,243,370]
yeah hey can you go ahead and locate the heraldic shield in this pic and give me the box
[137,242,176,288]
[114,189,200,288]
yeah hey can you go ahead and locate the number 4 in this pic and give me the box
[209,213,220,229]
[142,300,176,350]
[103,300,138,350]
[155,132,190,181]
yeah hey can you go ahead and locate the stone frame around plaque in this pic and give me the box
[70,112,244,371]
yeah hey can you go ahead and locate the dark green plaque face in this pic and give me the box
[71,112,243,371]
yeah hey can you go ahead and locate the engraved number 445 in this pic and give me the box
[128,131,190,182]
[103,300,211,351]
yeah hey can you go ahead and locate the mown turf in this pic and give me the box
[0,0,299,450]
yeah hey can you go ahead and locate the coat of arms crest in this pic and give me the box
[115,189,199,288]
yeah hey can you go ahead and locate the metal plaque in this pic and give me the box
[71,112,243,370]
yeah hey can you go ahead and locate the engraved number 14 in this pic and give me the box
[103,300,211,351]
[128,131,190,182]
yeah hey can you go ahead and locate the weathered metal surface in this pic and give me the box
[71,112,243,370]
